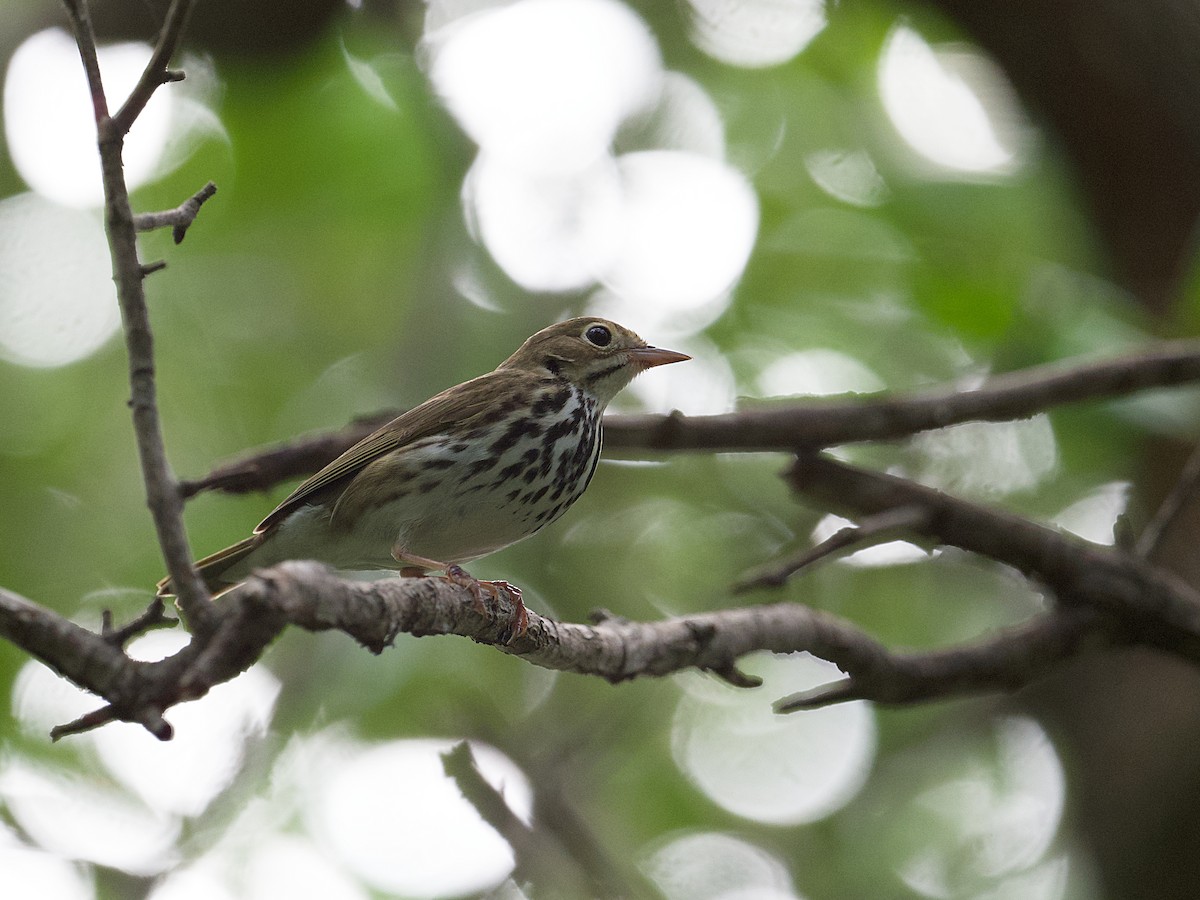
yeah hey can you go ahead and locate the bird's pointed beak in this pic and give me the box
[628,346,691,369]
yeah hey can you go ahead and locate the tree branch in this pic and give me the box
[774,607,1104,711]
[1135,440,1200,560]
[180,339,1200,497]
[111,0,195,135]
[62,0,215,633]
[134,181,218,244]
[787,453,1200,658]
[2,537,1194,742]
[732,505,930,593]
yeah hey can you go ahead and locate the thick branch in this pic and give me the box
[788,453,1200,658]
[609,340,1200,452]
[775,607,1104,710]
[0,587,140,703]
[1,553,1186,741]
[181,340,1200,497]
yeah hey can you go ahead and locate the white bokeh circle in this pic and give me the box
[672,653,875,825]
[0,193,121,367]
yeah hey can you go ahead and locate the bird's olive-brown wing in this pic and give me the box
[254,368,525,534]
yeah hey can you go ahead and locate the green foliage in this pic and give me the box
[0,0,1166,897]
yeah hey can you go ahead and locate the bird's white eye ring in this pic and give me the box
[584,324,612,347]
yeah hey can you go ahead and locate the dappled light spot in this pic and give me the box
[878,25,1026,176]
[93,632,280,817]
[4,29,169,207]
[891,717,1068,899]
[428,0,757,322]
[243,837,368,900]
[643,831,800,900]
[617,71,727,160]
[0,194,120,368]
[426,0,661,174]
[602,150,758,309]
[811,514,929,568]
[0,759,180,876]
[309,737,531,898]
[12,630,280,818]
[1051,481,1130,546]
[12,649,106,737]
[463,153,623,292]
[672,652,875,824]
[756,348,886,397]
[0,831,94,900]
[912,416,1059,497]
[685,0,827,68]
[146,861,239,900]
[805,148,889,207]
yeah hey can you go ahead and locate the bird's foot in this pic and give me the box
[444,564,528,643]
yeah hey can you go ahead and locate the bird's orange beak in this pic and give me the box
[629,346,691,369]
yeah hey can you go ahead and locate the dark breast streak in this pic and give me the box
[473,382,602,531]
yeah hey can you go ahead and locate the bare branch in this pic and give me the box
[63,0,214,633]
[441,743,540,881]
[180,340,1200,498]
[134,181,218,244]
[1135,441,1200,560]
[787,453,1200,658]
[0,586,136,696]
[733,505,930,593]
[774,608,1104,711]
[4,473,1200,743]
[180,415,386,497]
[111,0,196,135]
[61,0,109,123]
[102,598,178,648]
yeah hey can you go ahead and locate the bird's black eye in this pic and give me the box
[584,324,612,347]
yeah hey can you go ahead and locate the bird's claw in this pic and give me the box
[443,565,528,643]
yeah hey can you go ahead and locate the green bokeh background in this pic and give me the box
[2,1,1197,898]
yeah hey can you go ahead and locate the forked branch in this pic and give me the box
[61,0,215,633]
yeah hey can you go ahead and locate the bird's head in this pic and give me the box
[501,317,690,405]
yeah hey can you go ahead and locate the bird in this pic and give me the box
[158,317,689,638]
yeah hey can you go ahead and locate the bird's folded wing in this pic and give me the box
[254,369,526,533]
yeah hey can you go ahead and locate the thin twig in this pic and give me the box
[1135,441,1200,559]
[441,742,549,888]
[102,598,178,648]
[135,181,218,244]
[61,0,109,122]
[63,0,215,634]
[111,0,196,135]
[733,505,930,593]
[774,607,1104,711]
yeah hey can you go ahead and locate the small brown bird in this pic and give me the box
[159,317,688,635]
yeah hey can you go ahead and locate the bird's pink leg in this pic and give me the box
[445,565,528,642]
[391,546,449,574]
[391,544,528,641]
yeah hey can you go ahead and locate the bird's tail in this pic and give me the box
[156,535,262,597]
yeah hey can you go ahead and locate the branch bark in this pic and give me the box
[0,521,1194,742]
[134,181,218,244]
